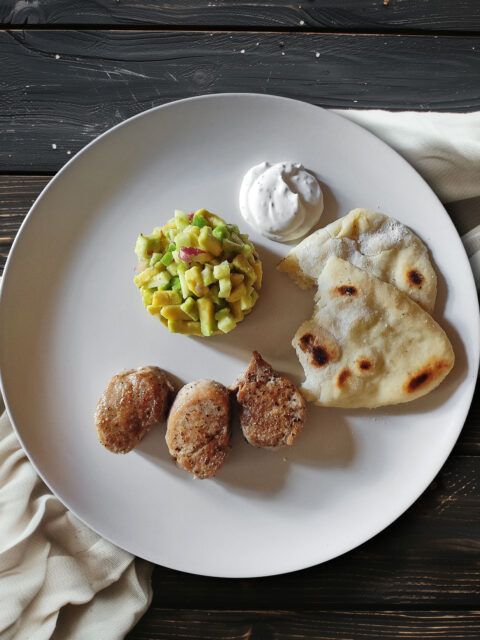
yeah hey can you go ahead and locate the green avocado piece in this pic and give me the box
[197,297,216,336]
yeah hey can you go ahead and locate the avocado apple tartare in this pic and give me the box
[134,209,262,336]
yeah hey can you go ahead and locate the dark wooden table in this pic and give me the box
[1,2,479,638]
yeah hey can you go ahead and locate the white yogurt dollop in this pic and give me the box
[239,161,324,242]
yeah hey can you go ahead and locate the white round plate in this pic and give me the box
[0,94,478,578]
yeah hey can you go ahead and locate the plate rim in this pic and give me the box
[0,92,479,578]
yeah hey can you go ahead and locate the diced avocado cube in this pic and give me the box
[135,234,150,260]
[160,305,191,321]
[214,307,230,322]
[152,290,182,306]
[217,313,237,334]
[141,287,154,306]
[229,230,243,245]
[230,272,244,287]
[227,283,246,303]
[229,300,244,322]
[223,238,243,256]
[175,230,195,249]
[161,252,173,266]
[213,225,228,241]
[185,265,209,297]
[174,210,189,230]
[245,273,256,288]
[146,304,162,315]
[147,231,163,253]
[192,214,207,228]
[149,252,163,267]
[177,266,191,299]
[197,296,216,337]
[167,320,203,335]
[232,254,255,279]
[213,261,230,280]
[240,291,256,311]
[180,296,199,321]
[252,260,263,291]
[202,264,215,286]
[170,275,182,292]
[201,210,226,228]
[185,321,203,336]
[134,234,149,260]
[240,243,253,258]
[149,271,172,290]
[198,227,223,256]
[209,283,221,305]
[162,218,177,233]
[218,277,232,299]
[167,262,178,276]
[133,264,162,288]
[190,224,200,240]
[253,261,262,289]
[193,251,214,265]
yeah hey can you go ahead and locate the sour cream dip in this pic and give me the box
[239,161,324,242]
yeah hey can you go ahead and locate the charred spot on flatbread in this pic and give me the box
[407,269,423,287]
[404,358,451,394]
[358,358,372,371]
[336,285,357,296]
[337,368,351,388]
[299,333,330,367]
[299,331,342,368]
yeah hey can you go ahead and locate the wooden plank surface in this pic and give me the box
[142,455,480,609]
[2,9,480,639]
[1,30,480,171]
[2,0,480,32]
[126,609,480,640]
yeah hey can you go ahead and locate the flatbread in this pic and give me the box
[278,208,437,312]
[293,256,454,408]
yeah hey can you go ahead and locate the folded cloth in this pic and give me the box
[335,110,480,287]
[0,396,153,640]
[0,109,479,640]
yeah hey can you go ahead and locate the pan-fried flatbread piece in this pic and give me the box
[293,256,454,408]
[278,208,437,312]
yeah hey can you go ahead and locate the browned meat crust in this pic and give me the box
[166,380,231,479]
[95,366,174,454]
[230,351,306,449]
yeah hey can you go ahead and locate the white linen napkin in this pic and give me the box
[336,110,480,287]
[0,109,479,640]
[0,398,152,640]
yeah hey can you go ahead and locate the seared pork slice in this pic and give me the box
[166,380,231,479]
[230,351,306,449]
[95,366,174,454]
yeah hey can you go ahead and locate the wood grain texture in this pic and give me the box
[2,0,480,32]
[0,175,49,267]
[141,455,480,608]
[1,30,480,171]
[126,609,480,640]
